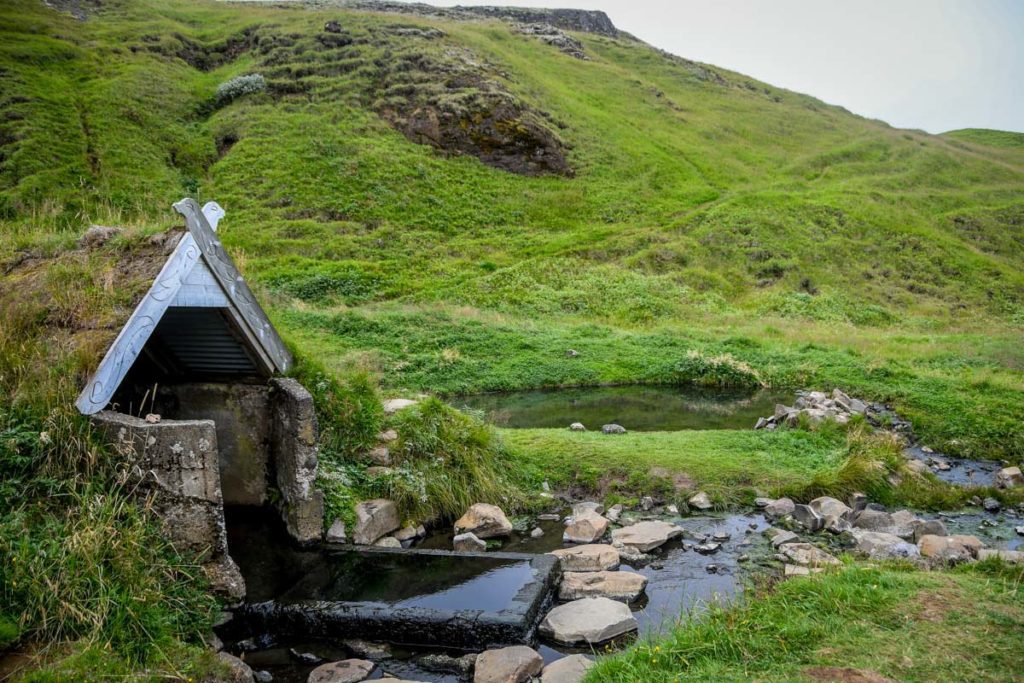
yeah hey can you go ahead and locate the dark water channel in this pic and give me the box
[450,385,792,431]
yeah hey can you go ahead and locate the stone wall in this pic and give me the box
[91,410,245,599]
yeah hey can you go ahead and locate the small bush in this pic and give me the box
[672,350,763,388]
[215,73,266,104]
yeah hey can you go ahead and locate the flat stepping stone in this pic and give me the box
[548,544,620,572]
[559,571,647,602]
[611,520,683,552]
[541,654,594,683]
[473,645,543,683]
[308,658,375,683]
[540,597,638,645]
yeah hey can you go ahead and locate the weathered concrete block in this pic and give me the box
[270,378,323,543]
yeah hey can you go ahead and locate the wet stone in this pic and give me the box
[540,654,593,683]
[307,658,374,683]
[548,544,620,572]
[454,532,487,552]
[559,570,648,602]
[611,520,683,552]
[473,646,542,683]
[540,597,638,645]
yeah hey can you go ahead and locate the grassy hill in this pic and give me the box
[1,0,1024,678]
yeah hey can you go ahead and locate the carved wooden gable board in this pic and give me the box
[76,199,293,415]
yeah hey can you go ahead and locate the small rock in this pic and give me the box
[326,519,347,543]
[753,497,773,508]
[540,654,593,683]
[352,499,400,545]
[763,497,796,518]
[738,554,751,562]
[569,422,586,431]
[792,504,824,532]
[530,527,544,538]
[367,446,391,466]
[382,398,418,415]
[853,509,895,532]
[983,497,1001,513]
[605,504,623,522]
[666,504,679,515]
[754,417,768,430]
[639,495,654,511]
[688,491,713,510]
[455,503,513,538]
[308,659,375,683]
[80,224,122,249]
[548,544,620,571]
[559,571,648,602]
[144,413,161,424]
[539,597,638,645]
[572,501,605,516]
[566,349,580,357]
[537,513,562,522]
[343,640,391,661]
[695,542,721,555]
[290,649,323,665]
[705,564,719,574]
[417,652,477,675]
[454,532,487,552]
[780,543,841,567]
[254,672,273,683]
[612,541,648,564]
[216,653,256,683]
[601,424,626,435]
[1015,526,1024,536]
[905,459,929,475]
[374,536,401,548]
[473,646,543,683]
[995,466,1024,489]
[911,519,947,543]
[377,429,398,442]
[712,531,730,542]
[393,525,419,543]
[766,528,799,547]
[850,529,920,560]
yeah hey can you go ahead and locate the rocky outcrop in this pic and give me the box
[540,597,638,645]
[455,503,513,538]
[473,646,543,683]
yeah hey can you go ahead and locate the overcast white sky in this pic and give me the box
[404,0,1024,133]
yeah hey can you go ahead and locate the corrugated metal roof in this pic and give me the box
[149,307,262,378]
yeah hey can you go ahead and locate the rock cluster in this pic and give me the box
[514,23,587,59]
[754,389,909,432]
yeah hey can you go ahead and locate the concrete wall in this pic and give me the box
[91,410,245,599]
[155,382,272,506]
[270,378,324,544]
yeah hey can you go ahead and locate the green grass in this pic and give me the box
[0,0,1022,677]
[587,561,1024,682]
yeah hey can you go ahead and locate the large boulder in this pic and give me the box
[352,499,400,545]
[611,521,683,552]
[563,510,609,544]
[850,530,920,560]
[539,597,638,645]
[473,646,543,683]
[540,654,593,683]
[548,544,620,572]
[950,534,985,558]
[559,571,648,602]
[308,659,375,683]
[996,466,1024,489]
[917,535,973,563]
[455,503,513,539]
[780,543,841,568]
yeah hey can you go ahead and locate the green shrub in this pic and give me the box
[671,350,763,388]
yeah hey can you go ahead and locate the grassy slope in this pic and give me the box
[0,0,1023,678]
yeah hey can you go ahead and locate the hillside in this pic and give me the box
[1,1,1024,678]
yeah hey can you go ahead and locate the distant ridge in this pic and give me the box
[343,0,618,35]
[943,128,1024,148]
